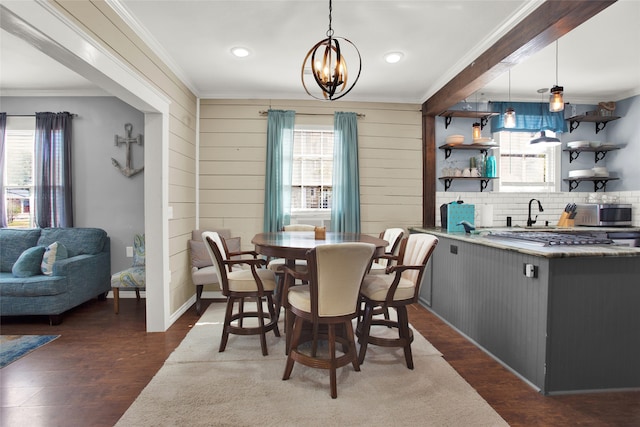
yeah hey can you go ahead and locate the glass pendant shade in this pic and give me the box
[549,85,564,112]
[472,122,481,140]
[504,107,516,128]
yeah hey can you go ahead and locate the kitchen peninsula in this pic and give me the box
[410,227,640,394]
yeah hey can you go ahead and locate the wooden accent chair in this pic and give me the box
[203,231,280,356]
[282,242,375,398]
[357,233,438,369]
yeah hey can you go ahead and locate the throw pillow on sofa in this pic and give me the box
[12,246,47,278]
[41,241,68,276]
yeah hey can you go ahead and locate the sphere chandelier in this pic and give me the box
[301,0,361,101]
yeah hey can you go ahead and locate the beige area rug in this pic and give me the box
[116,303,507,427]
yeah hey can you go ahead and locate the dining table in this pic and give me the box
[251,231,388,267]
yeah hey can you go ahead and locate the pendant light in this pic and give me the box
[549,40,564,112]
[504,69,516,128]
[301,0,362,101]
[472,92,481,140]
[531,88,560,145]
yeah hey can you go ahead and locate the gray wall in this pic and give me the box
[2,96,144,273]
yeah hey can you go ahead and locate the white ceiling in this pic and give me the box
[1,0,639,106]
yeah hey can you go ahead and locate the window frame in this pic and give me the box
[3,116,36,228]
[493,130,561,193]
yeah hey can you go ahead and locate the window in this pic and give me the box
[3,117,36,228]
[291,127,333,211]
[494,130,560,192]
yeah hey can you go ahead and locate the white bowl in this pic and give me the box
[446,134,464,145]
[592,167,609,177]
[567,141,591,149]
[569,169,595,178]
[589,141,603,148]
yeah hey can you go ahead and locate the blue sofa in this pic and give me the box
[0,227,111,324]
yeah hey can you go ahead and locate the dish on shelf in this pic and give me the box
[567,141,591,149]
[592,167,609,177]
[472,137,495,145]
[445,134,465,145]
[600,142,617,148]
[568,169,595,178]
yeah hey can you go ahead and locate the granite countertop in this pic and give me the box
[410,227,640,258]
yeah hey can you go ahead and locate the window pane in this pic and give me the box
[4,117,36,228]
[293,129,333,210]
[495,131,559,192]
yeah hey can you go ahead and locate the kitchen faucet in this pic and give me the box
[527,198,544,227]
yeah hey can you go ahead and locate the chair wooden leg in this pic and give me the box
[285,308,295,355]
[256,297,268,356]
[266,294,280,337]
[397,306,414,369]
[357,302,374,364]
[344,320,360,372]
[113,288,120,314]
[283,315,303,380]
[328,324,338,399]
[195,285,204,315]
[135,288,141,302]
[219,297,235,352]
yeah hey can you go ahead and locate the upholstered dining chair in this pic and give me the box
[267,224,316,316]
[282,242,375,399]
[356,233,438,369]
[203,231,280,356]
[368,227,405,274]
[111,234,145,314]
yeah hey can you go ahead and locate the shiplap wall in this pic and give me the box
[199,99,423,249]
[52,1,198,314]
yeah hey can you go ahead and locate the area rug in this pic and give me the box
[116,304,507,427]
[0,335,60,368]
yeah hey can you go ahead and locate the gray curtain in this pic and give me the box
[263,109,295,232]
[0,113,6,228]
[331,112,361,233]
[34,112,74,228]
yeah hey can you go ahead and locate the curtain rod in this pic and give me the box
[258,110,365,118]
[4,113,78,117]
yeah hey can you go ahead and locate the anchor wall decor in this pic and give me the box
[112,123,144,177]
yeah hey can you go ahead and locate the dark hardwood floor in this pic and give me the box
[1,298,638,426]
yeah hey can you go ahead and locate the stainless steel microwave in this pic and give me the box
[574,203,632,227]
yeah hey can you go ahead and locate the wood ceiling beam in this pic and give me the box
[422,0,617,116]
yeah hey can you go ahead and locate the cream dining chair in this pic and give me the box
[357,233,438,369]
[281,242,375,398]
[203,231,280,356]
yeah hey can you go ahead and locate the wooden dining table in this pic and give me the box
[251,231,388,266]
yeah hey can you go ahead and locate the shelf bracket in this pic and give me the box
[594,151,607,163]
[444,116,452,129]
[594,180,608,192]
[480,116,489,129]
[480,179,490,192]
[568,180,580,192]
[443,147,452,159]
[569,120,580,133]
[443,178,452,191]
[568,150,580,163]
[595,121,607,134]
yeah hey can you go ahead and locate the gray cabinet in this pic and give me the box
[426,235,640,394]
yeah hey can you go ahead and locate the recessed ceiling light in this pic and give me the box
[231,47,250,58]
[384,52,404,64]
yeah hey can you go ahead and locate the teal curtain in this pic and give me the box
[263,109,295,232]
[491,102,568,133]
[331,112,360,233]
[34,112,74,228]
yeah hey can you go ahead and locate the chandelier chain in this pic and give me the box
[326,0,334,38]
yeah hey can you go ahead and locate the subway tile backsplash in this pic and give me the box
[436,191,640,228]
